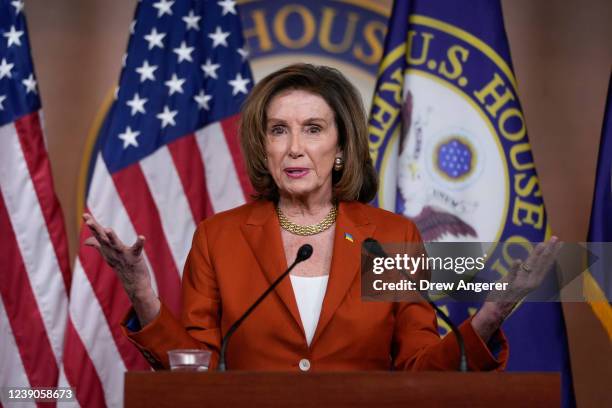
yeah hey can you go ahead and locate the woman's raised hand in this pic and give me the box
[472,237,562,342]
[498,237,563,304]
[82,213,160,325]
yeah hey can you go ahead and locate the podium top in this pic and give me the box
[125,371,560,408]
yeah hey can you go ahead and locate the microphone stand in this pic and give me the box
[218,244,313,371]
[364,238,468,372]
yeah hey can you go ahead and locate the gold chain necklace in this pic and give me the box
[276,204,338,236]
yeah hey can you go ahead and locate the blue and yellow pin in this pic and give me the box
[344,232,354,243]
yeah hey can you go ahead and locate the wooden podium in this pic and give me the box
[125,371,560,407]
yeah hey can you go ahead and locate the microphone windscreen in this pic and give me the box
[364,238,387,257]
[296,244,313,262]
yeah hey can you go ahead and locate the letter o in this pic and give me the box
[274,5,316,49]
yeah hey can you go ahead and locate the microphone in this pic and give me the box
[363,238,468,372]
[218,244,313,371]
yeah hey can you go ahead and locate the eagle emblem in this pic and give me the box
[398,90,478,242]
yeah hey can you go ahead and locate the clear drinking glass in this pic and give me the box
[167,349,211,372]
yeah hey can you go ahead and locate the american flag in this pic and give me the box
[60,0,253,406]
[0,0,71,400]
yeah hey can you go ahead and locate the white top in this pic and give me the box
[289,274,329,346]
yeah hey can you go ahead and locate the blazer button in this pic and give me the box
[298,358,311,372]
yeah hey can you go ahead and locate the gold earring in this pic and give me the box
[333,157,344,171]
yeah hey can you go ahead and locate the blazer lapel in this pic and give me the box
[310,202,375,347]
[240,201,304,335]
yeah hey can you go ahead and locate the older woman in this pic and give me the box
[83,63,559,371]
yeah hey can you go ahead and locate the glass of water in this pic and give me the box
[168,349,211,372]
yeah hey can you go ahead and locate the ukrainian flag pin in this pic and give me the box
[344,232,354,243]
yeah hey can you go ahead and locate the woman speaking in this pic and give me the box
[83,64,559,371]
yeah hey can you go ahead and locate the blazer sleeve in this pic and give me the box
[120,222,221,369]
[391,223,509,371]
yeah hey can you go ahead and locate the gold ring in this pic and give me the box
[520,263,532,273]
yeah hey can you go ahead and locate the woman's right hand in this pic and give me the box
[83,213,160,325]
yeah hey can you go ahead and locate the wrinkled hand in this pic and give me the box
[472,237,562,342]
[83,213,159,325]
[495,237,563,305]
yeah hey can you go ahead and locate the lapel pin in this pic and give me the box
[344,232,354,243]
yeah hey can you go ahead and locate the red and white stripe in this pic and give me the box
[195,116,251,212]
[0,112,70,399]
[61,118,250,407]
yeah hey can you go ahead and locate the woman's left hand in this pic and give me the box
[471,237,563,342]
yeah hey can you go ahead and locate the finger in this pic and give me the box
[545,238,563,272]
[507,259,521,281]
[83,213,110,243]
[105,228,124,248]
[552,239,563,257]
[544,236,562,257]
[523,242,547,271]
[549,240,564,272]
[84,236,101,249]
[535,237,560,271]
[88,224,109,245]
[533,241,547,256]
[131,235,146,257]
[83,212,102,230]
[529,239,561,282]
[542,236,558,256]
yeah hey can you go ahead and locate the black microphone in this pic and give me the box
[363,238,468,372]
[218,244,313,371]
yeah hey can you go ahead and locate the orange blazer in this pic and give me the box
[123,200,508,371]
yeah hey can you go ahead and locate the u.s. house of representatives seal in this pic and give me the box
[372,15,547,245]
